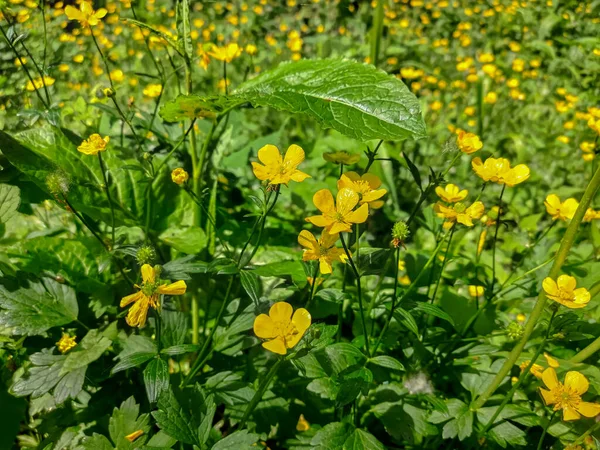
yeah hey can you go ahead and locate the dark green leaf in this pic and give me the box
[160,344,200,355]
[412,303,455,327]
[343,429,385,450]
[393,308,419,338]
[108,396,151,450]
[368,355,404,371]
[160,95,244,122]
[62,329,112,373]
[143,358,170,404]
[161,255,208,281]
[310,422,355,450]
[211,430,259,450]
[402,152,422,191]
[112,352,157,375]
[159,226,207,254]
[239,270,261,305]
[160,311,188,348]
[152,389,200,445]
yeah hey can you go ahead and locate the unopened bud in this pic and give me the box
[136,245,156,265]
[506,321,523,340]
[46,170,70,196]
[391,221,409,247]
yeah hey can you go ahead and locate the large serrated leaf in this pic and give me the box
[234,58,427,142]
[0,184,20,223]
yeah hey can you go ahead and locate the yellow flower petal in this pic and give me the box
[313,189,335,214]
[254,313,276,339]
[573,288,591,306]
[564,371,589,395]
[262,337,287,354]
[362,173,382,190]
[251,162,270,181]
[120,291,144,308]
[126,296,150,327]
[336,188,359,215]
[141,264,155,283]
[298,230,318,251]
[557,275,576,291]
[563,407,581,421]
[539,388,555,405]
[157,280,187,295]
[291,308,311,336]
[542,277,558,297]
[329,221,352,234]
[577,402,600,418]
[283,144,305,170]
[290,170,311,182]
[345,203,369,225]
[542,367,559,390]
[319,258,333,274]
[269,302,293,324]
[258,144,282,167]
[305,215,335,228]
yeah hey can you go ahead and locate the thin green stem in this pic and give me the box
[363,140,383,174]
[373,246,401,353]
[306,263,319,308]
[369,0,385,67]
[184,187,231,255]
[536,411,556,450]
[472,164,600,410]
[430,225,455,304]
[238,357,284,429]
[98,153,116,247]
[570,335,600,364]
[489,185,506,296]
[340,233,370,357]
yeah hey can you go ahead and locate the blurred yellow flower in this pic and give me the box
[296,414,310,431]
[472,157,530,186]
[544,194,578,221]
[120,264,187,328]
[484,92,497,104]
[143,84,162,98]
[171,168,189,185]
[253,302,311,355]
[323,150,360,165]
[337,172,387,209]
[468,285,484,297]
[298,229,347,274]
[520,361,544,378]
[77,134,109,156]
[56,333,77,353]
[435,184,468,203]
[65,1,107,27]
[434,201,485,229]
[306,188,369,233]
[540,367,600,421]
[26,76,55,91]
[208,42,242,62]
[251,144,310,185]
[457,130,482,154]
[542,275,590,309]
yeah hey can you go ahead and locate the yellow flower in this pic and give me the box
[471,157,530,186]
[25,76,55,92]
[484,92,497,104]
[544,352,560,368]
[110,69,124,82]
[77,134,109,156]
[468,285,484,297]
[322,150,360,165]
[583,208,600,222]
[64,1,107,27]
[520,361,544,379]
[56,333,77,353]
[143,84,162,98]
[125,430,144,443]
[542,275,590,309]
[298,229,347,274]
[540,367,600,421]
[245,44,257,56]
[120,264,187,328]
[171,168,189,185]
[457,130,483,154]
[337,172,387,209]
[253,302,311,355]
[544,194,579,221]
[516,313,526,322]
[434,201,485,229]
[251,144,310,185]
[296,414,310,431]
[435,184,468,203]
[306,188,369,233]
[208,42,242,62]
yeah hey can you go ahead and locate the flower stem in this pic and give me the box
[373,246,401,353]
[238,357,284,429]
[536,410,556,450]
[98,153,116,247]
[306,263,319,308]
[472,164,600,411]
[570,334,600,364]
[430,225,455,304]
[340,233,370,357]
[489,185,506,296]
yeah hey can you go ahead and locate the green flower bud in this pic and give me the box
[136,245,156,266]
[46,171,70,196]
[506,321,524,341]
[391,221,410,247]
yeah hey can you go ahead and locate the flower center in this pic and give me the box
[556,288,573,301]
[454,202,466,213]
[354,180,371,196]
[553,385,581,411]
[335,212,345,222]
[141,282,159,297]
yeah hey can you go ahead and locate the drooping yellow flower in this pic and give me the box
[77,134,109,156]
[296,414,310,431]
[208,42,242,62]
[539,367,600,421]
[64,1,107,27]
[298,229,347,274]
[544,194,579,221]
[337,172,387,209]
[25,76,55,92]
[472,157,530,186]
[125,430,144,443]
[143,84,162,98]
[253,302,311,355]
[322,150,360,165]
[457,130,483,154]
[435,184,468,203]
[251,144,310,185]
[468,285,484,297]
[120,264,187,328]
[56,333,77,354]
[434,201,485,229]
[171,168,189,185]
[542,275,590,309]
[306,188,369,233]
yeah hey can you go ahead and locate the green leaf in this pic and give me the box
[177,0,192,60]
[402,152,422,192]
[108,396,151,450]
[160,344,200,355]
[80,434,113,450]
[123,18,181,55]
[112,352,157,375]
[62,329,112,373]
[143,358,170,404]
[343,429,385,450]
[239,270,261,305]
[368,355,405,371]
[0,184,20,223]
[234,59,427,142]
[160,310,188,348]
[53,367,85,404]
[311,422,355,450]
[0,279,78,336]
[152,389,200,445]
[476,407,527,448]
[393,308,419,338]
[160,95,244,122]
[357,248,392,276]
[429,399,473,441]
[159,226,207,254]
[161,255,208,281]
[324,343,366,374]
[336,367,373,407]
[412,303,456,327]
[211,430,259,450]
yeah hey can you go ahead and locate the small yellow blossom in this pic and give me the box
[251,144,310,186]
[337,172,387,209]
[434,201,485,229]
[468,285,484,297]
[26,76,55,92]
[171,168,189,185]
[143,84,162,98]
[120,265,187,328]
[540,367,600,421]
[516,313,526,322]
[77,134,109,156]
[306,188,369,234]
[435,184,468,203]
[520,361,544,378]
[542,275,590,309]
[296,414,310,431]
[544,194,578,221]
[298,230,347,274]
[457,131,483,154]
[472,157,530,186]
[65,1,107,27]
[253,302,311,355]
[56,333,77,353]
[208,42,242,62]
